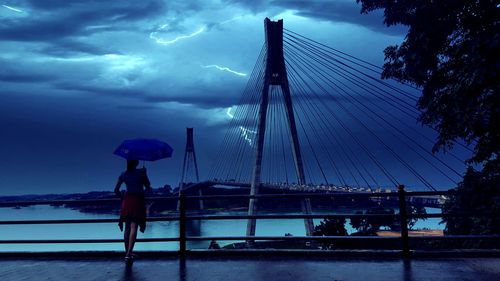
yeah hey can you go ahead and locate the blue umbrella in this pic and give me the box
[113,138,173,161]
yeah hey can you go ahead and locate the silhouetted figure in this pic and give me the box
[114,159,152,264]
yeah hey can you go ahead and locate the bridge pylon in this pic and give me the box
[246,18,314,237]
[180,127,203,209]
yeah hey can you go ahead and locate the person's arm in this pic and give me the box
[114,175,124,197]
[142,168,152,192]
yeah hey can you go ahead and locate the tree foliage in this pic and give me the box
[313,218,347,249]
[442,159,500,235]
[357,0,499,164]
[357,0,499,238]
[349,205,426,235]
[350,208,396,235]
[313,218,348,236]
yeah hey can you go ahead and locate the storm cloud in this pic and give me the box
[1,0,462,196]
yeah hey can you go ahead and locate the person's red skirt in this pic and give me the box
[119,192,146,232]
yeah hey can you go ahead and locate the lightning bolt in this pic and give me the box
[2,4,23,13]
[239,126,256,146]
[226,107,235,118]
[150,15,244,46]
[226,107,256,146]
[202,65,247,77]
[150,25,206,45]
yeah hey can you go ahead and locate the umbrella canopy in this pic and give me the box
[114,138,173,161]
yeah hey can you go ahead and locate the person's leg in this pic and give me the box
[124,221,131,252]
[126,222,138,257]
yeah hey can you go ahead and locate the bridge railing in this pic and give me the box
[0,188,499,257]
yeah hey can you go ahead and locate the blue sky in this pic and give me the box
[0,1,469,195]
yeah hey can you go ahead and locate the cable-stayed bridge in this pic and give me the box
[184,18,470,237]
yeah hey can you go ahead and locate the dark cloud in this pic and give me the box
[0,58,57,83]
[0,1,167,42]
[0,0,465,195]
[52,80,240,108]
[0,17,82,41]
[53,82,144,97]
[226,0,406,35]
[283,1,406,35]
[137,84,387,109]
[143,93,238,109]
[223,0,271,13]
[115,105,161,110]
[0,71,55,83]
[25,0,106,10]
[39,39,120,57]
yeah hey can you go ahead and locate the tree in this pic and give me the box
[404,203,427,230]
[442,159,500,235]
[349,205,426,235]
[349,211,372,234]
[314,218,348,236]
[313,218,348,249]
[357,0,499,237]
[357,0,499,164]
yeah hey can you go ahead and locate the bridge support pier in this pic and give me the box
[180,128,203,210]
[246,18,314,238]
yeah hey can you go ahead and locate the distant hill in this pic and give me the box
[0,187,175,215]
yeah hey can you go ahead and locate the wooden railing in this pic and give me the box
[0,186,499,258]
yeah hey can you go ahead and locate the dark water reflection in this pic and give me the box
[0,205,443,252]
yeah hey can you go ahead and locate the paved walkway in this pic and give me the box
[1,256,499,281]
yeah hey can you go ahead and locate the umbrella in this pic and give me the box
[113,138,173,161]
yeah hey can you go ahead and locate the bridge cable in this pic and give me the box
[276,90,290,184]
[284,44,462,182]
[285,53,402,187]
[220,52,262,181]
[232,50,267,181]
[286,70,350,186]
[284,34,475,153]
[285,48,436,191]
[284,36,421,115]
[283,40,472,158]
[287,57,378,187]
[283,38,472,157]
[284,33,420,103]
[288,82,332,186]
[287,59,375,188]
[285,47,382,188]
[210,46,266,181]
[286,47,434,190]
[283,29,423,93]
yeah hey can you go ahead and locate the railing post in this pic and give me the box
[179,192,187,256]
[398,185,410,258]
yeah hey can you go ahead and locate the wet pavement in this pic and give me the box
[1,255,499,281]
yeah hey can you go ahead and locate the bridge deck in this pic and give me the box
[1,254,499,281]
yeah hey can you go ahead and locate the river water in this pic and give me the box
[0,205,443,252]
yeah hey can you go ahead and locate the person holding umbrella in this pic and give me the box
[114,159,151,263]
[113,138,173,264]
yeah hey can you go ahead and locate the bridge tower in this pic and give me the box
[246,18,314,237]
[180,127,203,209]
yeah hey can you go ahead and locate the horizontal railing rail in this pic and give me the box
[2,235,499,244]
[0,212,496,225]
[3,189,495,208]
[0,187,498,257]
[0,189,465,208]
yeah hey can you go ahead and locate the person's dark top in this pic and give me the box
[118,168,151,193]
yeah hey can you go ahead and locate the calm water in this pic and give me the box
[0,205,443,252]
